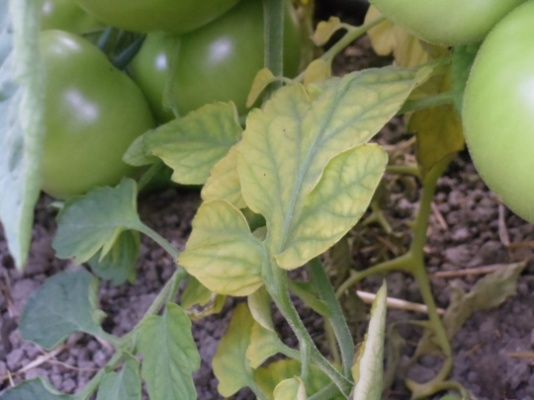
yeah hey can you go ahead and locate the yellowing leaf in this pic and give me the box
[352,282,387,400]
[275,144,387,268]
[274,377,307,400]
[365,6,396,56]
[124,102,242,185]
[248,286,275,331]
[239,67,429,269]
[201,144,245,208]
[179,200,266,296]
[247,68,277,108]
[213,303,256,397]
[313,17,344,46]
[246,321,288,368]
[180,276,226,320]
[303,59,332,86]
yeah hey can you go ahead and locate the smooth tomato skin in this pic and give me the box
[128,32,179,123]
[40,30,155,199]
[170,0,301,116]
[370,0,526,45]
[41,0,103,34]
[74,0,241,34]
[462,1,534,223]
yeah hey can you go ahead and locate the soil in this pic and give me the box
[1,6,534,400]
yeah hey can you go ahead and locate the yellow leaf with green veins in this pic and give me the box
[239,67,431,270]
[246,321,289,368]
[179,200,266,296]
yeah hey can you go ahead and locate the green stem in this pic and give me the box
[308,382,343,400]
[263,0,284,97]
[137,223,180,259]
[264,262,352,395]
[137,160,165,193]
[386,164,421,177]
[308,257,354,378]
[398,91,454,115]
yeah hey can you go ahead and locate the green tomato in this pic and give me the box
[169,0,302,117]
[369,0,526,45]
[462,1,534,223]
[128,32,179,123]
[74,0,242,34]
[40,30,155,199]
[41,0,103,35]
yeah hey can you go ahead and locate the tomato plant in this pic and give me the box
[41,0,103,35]
[74,0,242,34]
[128,32,179,123]
[462,1,534,223]
[169,0,302,116]
[369,0,526,45]
[40,30,155,199]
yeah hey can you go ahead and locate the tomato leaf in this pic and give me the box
[313,17,344,46]
[248,286,275,331]
[179,200,266,296]
[213,303,256,397]
[239,67,427,269]
[136,303,200,400]
[0,378,72,400]
[352,282,387,400]
[273,377,307,400]
[201,144,246,208]
[246,321,289,369]
[19,269,107,350]
[0,0,45,270]
[96,353,141,400]
[124,102,242,185]
[180,276,226,320]
[88,229,140,285]
[53,178,143,264]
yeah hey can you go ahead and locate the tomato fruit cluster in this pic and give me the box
[40,30,154,199]
[74,0,242,35]
[462,1,534,223]
[369,0,526,45]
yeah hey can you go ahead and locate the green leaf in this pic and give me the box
[0,0,45,270]
[352,282,387,400]
[201,144,245,208]
[273,377,307,400]
[88,229,140,285]
[0,378,72,400]
[248,286,275,331]
[19,269,107,350]
[124,102,242,185]
[136,302,200,400]
[213,303,256,397]
[238,67,429,269]
[443,261,526,339]
[53,178,142,264]
[179,200,266,296]
[96,354,141,400]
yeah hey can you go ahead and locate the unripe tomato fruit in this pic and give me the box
[40,30,155,199]
[74,0,242,34]
[169,0,302,116]
[128,32,179,123]
[369,0,526,45]
[462,1,534,223]
[41,0,103,35]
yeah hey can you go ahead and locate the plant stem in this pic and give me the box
[76,351,123,400]
[138,223,180,259]
[263,0,284,97]
[308,257,354,378]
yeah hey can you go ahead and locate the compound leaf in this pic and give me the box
[96,353,141,400]
[124,102,242,185]
[238,67,430,269]
[53,178,142,264]
[0,378,72,400]
[0,0,45,270]
[179,200,266,296]
[352,282,387,400]
[19,269,107,350]
[137,303,200,400]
